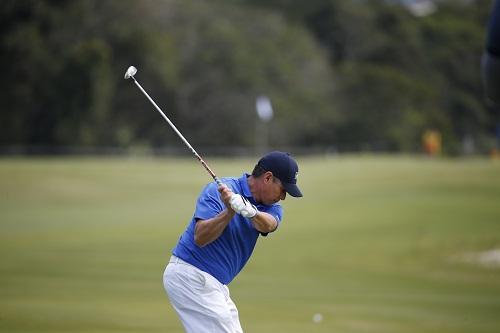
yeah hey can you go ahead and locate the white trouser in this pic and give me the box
[163,256,243,333]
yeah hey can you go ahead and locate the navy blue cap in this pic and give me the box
[257,151,303,197]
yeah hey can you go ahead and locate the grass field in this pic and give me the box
[1,155,500,333]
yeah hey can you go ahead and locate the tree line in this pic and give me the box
[0,0,496,154]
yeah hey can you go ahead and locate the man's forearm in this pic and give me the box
[251,211,278,234]
[194,209,235,247]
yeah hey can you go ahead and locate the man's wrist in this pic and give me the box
[224,208,236,219]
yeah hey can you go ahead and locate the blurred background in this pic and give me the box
[1,1,500,333]
[1,0,499,156]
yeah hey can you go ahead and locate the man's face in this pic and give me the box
[259,173,286,205]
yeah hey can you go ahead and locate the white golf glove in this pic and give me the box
[229,194,258,218]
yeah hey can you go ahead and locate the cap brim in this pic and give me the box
[284,183,303,197]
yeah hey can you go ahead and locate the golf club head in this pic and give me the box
[124,66,137,79]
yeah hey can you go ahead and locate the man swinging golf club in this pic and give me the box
[163,151,303,333]
[124,67,302,332]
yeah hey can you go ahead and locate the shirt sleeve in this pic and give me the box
[193,182,225,221]
[269,204,283,226]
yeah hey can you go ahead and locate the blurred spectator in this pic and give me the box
[422,129,442,156]
[492,122,500,159]
[482,0,500,105]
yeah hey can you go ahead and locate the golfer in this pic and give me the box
[163,151,303,333]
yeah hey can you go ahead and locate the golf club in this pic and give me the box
[124,66,222,186]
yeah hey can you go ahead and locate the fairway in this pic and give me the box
[1,155,500,333]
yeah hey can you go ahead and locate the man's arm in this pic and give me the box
[194,209,235,247]
[194,184,235,247]
[250,212,278,234]
[229,194,279,234]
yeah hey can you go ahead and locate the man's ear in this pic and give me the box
[263,171,274,183]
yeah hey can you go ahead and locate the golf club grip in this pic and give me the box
[214,177,223,187]
[196,155,223,186]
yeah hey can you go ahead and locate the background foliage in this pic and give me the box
[0,0,497,154]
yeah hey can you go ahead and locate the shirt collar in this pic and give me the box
[238,173,253,198]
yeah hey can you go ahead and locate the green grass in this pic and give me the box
[1,155,500,333]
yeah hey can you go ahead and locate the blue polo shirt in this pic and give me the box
[172,173,283,285]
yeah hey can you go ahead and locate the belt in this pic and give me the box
[168,255,225,287]
[169,255,188,265]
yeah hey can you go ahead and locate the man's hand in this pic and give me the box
[218,184,235,212]
[229,194,258,218]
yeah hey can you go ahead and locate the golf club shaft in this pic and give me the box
[130,76,222,186]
